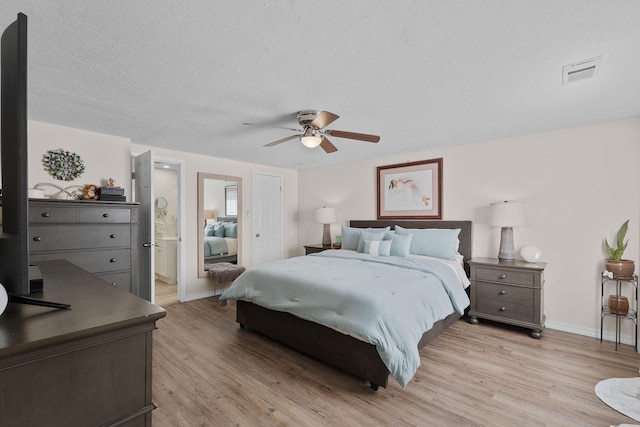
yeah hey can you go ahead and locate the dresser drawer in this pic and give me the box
[97,271,131,292]
[30,225,131,251]
[30,248,131,274]
[475,266,537,287]
[29,206,78,223]
[475,282,534,323]
[79,207,131,223]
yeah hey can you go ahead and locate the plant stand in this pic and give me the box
[600,272,638,351]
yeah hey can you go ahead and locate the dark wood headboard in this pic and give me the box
[217,216,237,223]
[350,220,473,276]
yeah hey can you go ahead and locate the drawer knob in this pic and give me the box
[499,290,507,295]
[499,306,507,312]
[41,212,50,218]
[103,213,110,218]
[33,236,42,242]
[110,234,117,239]
[498,274,507,280]
[112,282,117,286]
[110,258,117,263]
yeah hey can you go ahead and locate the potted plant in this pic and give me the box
[604,219,635,276]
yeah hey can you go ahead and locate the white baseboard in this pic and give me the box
[546,320,637,350]
[181,289,219,302]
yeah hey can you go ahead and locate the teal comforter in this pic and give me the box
[220,250,470,387]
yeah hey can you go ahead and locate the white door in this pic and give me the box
[133,150,155,302]
[252,172,283,266]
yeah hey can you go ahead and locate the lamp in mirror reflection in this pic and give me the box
[314,207,336,247]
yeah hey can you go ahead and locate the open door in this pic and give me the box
[133,150,155,302]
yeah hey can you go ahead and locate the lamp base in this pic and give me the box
[322,223,332,247]
[498,226,516,262]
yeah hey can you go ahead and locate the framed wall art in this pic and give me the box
[377,158,443,219]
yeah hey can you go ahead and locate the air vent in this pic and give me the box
[562,56,602,85]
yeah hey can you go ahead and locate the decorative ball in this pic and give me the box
[0,283,7,315]
[520,245,542,263]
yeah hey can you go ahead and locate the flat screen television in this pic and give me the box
[0,13,68,309]
[0,12,30,297]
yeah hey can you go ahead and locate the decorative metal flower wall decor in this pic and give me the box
[42,149,85,181]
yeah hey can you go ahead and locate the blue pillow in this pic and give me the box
[341,226,390,250]
[357,230,386,253]
[213,223,224,237]
[363,239,391,256]
[223,222,237,238]
[341,226,362,251]
[205,222,223,236]
[395,226,461,259]
[390,233,412,257]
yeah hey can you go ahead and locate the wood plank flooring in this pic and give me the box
[155,279,178,307]
[152,297,640,426]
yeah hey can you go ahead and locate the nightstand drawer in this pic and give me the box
[475,282,534,323]
[475,266,537,287]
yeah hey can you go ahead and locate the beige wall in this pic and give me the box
[298,116,640,344]
[27,121,132,198]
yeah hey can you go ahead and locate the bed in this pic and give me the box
[203,216,238,264]
[220,220,472,390]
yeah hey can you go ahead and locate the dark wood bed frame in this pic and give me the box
[236,220,473,390]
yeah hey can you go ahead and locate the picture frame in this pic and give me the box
[377,158,443,219]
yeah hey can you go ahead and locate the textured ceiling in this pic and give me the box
[1,1,639,169]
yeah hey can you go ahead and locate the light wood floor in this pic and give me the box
[154,278,178,307]
[152,297,639,426]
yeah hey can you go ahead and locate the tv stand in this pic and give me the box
[0,260,166,426]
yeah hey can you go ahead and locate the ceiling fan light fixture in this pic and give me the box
[300,129,322,148]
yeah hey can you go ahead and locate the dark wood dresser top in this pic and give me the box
[0,259,166,358]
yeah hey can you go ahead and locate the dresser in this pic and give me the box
[468,258,546,338]
[28,199,141,296]
[0,260,165,426]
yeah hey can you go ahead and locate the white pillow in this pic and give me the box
[363,239,391,256]
[357,230,386,253]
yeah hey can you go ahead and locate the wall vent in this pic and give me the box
[562,56,602,85]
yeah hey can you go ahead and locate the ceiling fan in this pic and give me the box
[243,110,380,153]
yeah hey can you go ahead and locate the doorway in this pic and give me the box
[154,162,180,306]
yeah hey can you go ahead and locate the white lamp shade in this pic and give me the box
[314,207,336,224]
[488,201,526,227]
[301,135,322,148]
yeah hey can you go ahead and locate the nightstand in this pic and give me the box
[468,258,546,338]
[304,244,330,255]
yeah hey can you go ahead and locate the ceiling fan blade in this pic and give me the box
[263,134,300,147]
[320,136,338,153]
[326,129,380,143]
[243,122,301,132]
[310,111,340,129]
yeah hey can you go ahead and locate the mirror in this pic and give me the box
[197,172,242,278]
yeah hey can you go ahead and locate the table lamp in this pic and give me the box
[488,201,526,262]
[314,207,336,247]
